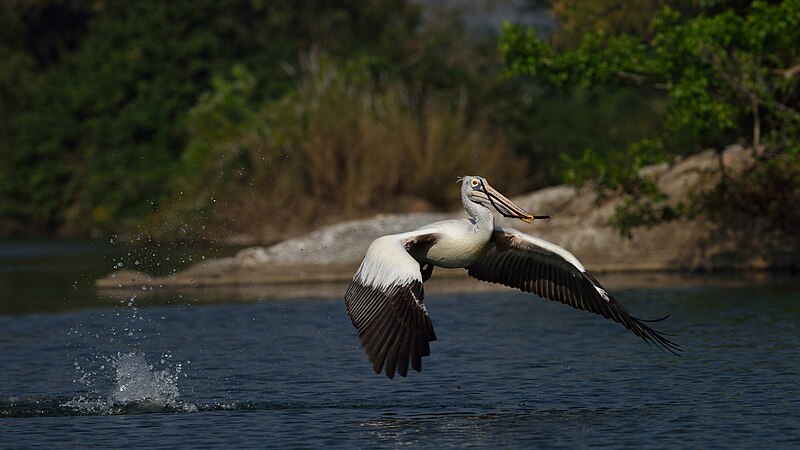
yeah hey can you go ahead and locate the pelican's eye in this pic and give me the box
[470,178,480,188]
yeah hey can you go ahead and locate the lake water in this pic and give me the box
[1,241,799,448]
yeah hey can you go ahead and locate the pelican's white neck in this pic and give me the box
[465,201,495,233]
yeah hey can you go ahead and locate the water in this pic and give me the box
[1,241,799,448]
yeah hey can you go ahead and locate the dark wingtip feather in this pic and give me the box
[637,320,682,356]
[640,314,671,323]
[345,278,436,379]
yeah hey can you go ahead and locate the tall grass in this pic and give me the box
[161,55,528,241]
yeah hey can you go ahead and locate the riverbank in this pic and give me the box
[96,146,800,294]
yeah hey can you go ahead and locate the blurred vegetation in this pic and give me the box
[503,0,800,236]
[0,0,658,241]
[0,0,425,238]
[2,0,796,242]
[161,54,527,240]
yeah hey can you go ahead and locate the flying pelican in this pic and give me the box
[345,175,680,378]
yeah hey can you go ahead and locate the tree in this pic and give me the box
[0,0,423,236]
[501,0,800,235]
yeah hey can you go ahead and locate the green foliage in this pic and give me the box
[502,1,800,149]
[546,0,667,49]
[608,197,687,240]
[11,0,795,242]
[181,64,261,194]
[0,0,424,236]
[561,138,668,196]
[701,155,800,234]
[502,1,800,236]
[3,0,548,239]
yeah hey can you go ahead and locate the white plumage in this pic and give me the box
[355,233,426,290]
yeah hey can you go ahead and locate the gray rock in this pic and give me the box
[97,147,799,291]
[233,213,452,266]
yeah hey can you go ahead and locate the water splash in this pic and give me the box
[107,352,195,412]
[62,352,196,414]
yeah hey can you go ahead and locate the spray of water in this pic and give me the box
[59,232,220,415]
[62,352,196,414]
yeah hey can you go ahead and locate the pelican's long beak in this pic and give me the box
[481,182,539,223]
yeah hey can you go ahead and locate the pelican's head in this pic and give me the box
[460,175,542,223]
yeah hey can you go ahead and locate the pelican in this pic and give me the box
[345,175,680,378]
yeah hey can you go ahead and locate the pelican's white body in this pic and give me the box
[354,219,489,286]
[411,220,491,268]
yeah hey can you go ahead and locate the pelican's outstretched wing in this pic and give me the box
[345,230,440,378]
[467,227,681,355]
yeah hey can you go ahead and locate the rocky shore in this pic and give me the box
[97,146,799,294]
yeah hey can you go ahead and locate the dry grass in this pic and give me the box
[164,56,529,242]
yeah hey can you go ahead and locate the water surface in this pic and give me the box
[1,241,798,448]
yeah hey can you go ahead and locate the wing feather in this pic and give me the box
[345,232,439,378]
[467,227,681,355]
